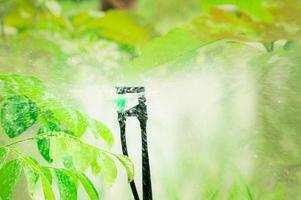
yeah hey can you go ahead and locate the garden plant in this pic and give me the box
[0,0,301,199]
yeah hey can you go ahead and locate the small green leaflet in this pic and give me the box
[0,148,8,168]
[88,118,114,147]
[23,157,55,200]
[41,175,56,200]
[24,166,39,197]
[114,154,135,182]
[78,173,99,200]
[37,110,60,163]
[97,153,117,187]
[55,169,78,200]
[0,95,38,138]
[0,160,23,200]
[37,126,56,163]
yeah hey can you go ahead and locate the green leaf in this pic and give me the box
[97,153,117,187]
[55,169,77,200]
[0,148,8,168]
[88,118,114,147]
[245,184,254,200]
[69,143,96,171]
[62,155,76,170]
[24,166,39,197]
[37,126,56,163]
[41,175,56,200]
[37,110,62,163]
[0,95,38,138]
[78,173,99,200]
[49,133,68,161]
[0,160,23,200]
[114,154,135,182]
[23,157,55,200]
[41,167,53,184]
[0,74,46,101]
[129,28,204,72]
[87,10,151,46]
[23,157,41,197]
[41,99,87,137]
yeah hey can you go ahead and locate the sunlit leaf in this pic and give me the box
[0,95,38,138]
[41,167,52,184]
[69,142,96,171]
[0,74,46,100]
[88,118,114,147]
[97,153,117,187]
[41,99,87,137]
[49,134,94,171]
[23,157,55,200]
[0,148,8,168]
[55,169,77,200]
[23,157,41,198]
[78,173,99,200]
[114,154,134,182]
[0,160,23,200]
[24,166,39,197]
[49,134,68,161]
[41,175,56,200]
[129,28,204,72]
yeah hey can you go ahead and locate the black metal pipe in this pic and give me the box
[118,112,140,200]
[139,118,152,200]
[116,87,153,200]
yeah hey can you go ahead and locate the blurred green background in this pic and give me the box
[1,0,301,199]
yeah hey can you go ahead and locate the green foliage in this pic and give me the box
[0,74,135,200]
[201,0,271,20]
[1,0,301,199]
[189,0,301,43]
[0,160,22,200]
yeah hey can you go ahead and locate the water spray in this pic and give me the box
[116,87,153,200]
